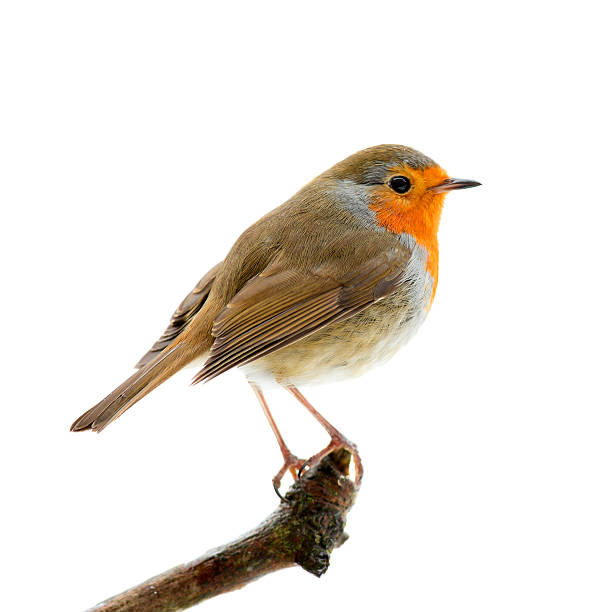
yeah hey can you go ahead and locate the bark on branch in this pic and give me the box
[86,449,359,611]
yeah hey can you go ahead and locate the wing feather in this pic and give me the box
[192,249,408,384]
[134,262,222,368]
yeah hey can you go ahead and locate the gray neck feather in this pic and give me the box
[329,179,382,231]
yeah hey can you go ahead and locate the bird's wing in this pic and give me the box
[134,262,223,368]
[192,248,409,384]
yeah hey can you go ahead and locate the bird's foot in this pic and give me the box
[272,452,306,501]
[298,435,363,487]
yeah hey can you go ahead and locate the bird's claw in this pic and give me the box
[297,436,363,486]
[272,452,305,502]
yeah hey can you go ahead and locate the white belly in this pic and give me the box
[241,244,435,387]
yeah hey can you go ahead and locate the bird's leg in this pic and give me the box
[249,382,304,499]
[284,384,363,486]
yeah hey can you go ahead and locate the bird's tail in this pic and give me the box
[70,342,193,433]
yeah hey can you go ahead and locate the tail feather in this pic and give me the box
[71,344,185,433]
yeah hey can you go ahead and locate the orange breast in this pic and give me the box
[369,183,445,303]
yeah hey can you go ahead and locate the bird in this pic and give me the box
[70,144,480,496]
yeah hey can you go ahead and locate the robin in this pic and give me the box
[71,144,480,495]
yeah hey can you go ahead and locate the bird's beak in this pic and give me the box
[428,178,482,193]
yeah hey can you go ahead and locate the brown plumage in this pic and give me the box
[71,144,480,492]
[134,263,222,369]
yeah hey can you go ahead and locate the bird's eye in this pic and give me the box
[389,176,411,194]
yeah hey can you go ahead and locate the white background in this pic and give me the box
[1,1,611,611]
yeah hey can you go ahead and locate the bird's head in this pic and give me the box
[324,144,480,240]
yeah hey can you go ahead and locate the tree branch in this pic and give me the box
[86,449,359,612]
